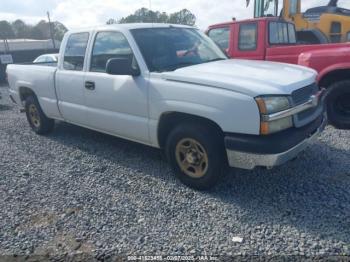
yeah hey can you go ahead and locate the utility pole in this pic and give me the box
[47,11,56,49]
[149,0,154,24]
[3,39,10,54]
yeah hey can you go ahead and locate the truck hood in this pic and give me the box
[161,59,316,97]
[298,42,350,52]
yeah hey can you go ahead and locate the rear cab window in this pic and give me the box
[208,27,230,51]
[269,22,297,45]
[63,33,90,71]
[238,23,258,51]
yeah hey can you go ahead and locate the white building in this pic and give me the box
[0,39,61,52]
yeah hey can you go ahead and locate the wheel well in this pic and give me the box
[157,112,224,149]
[319,69,350,88]
[19,87,36,102]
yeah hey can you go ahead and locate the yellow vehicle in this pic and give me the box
[248,0,350,43]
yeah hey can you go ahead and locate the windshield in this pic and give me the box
[131,27,227,72]
[256,0,349,16]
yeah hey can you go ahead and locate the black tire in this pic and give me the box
[165,122,226,190]
[327,80,350,130]
[25,95,55,135]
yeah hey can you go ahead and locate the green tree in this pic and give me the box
[0,19,68,41]
[12,19,31,39]
[29,20,68,41]
[168,9,196,26]
[158,12,168,23]
[53,21,68,41]
[0,20,15,39]
[119,8,154,23]
[31,20,50,40]
[107,18,118,25]
[114,8,196,26]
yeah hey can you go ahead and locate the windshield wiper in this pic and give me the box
[155,59,225,73]
[205,58,226,63]
[157,62,199,72]
[173,62,199,70]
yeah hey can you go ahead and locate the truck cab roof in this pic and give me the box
[67,23,195,34]
[208,17,281,29]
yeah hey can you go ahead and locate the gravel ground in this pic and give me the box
[0,84,349,259]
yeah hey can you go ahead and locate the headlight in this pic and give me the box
[255,96,293,135]
[255,96,290,114]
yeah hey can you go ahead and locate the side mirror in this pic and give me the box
[106,57,140,76]
[224,48,229,58]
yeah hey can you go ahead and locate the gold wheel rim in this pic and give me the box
[175,138,209,179]
[28,104,41,128]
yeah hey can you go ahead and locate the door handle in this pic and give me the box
[85,81,95,90]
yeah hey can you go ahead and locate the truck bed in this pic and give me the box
[6,63,61,119]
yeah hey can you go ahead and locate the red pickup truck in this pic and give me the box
[207,17,350,129]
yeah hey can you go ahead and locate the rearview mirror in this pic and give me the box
[106,57,140,76]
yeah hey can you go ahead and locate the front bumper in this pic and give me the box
[225,113,327,170]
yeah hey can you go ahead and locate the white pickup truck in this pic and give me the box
[7,23,327,190]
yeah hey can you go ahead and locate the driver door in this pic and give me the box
[83,31,149,143]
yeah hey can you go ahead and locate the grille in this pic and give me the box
[292,83,319,105]
[292,83,322,127]
[298,106,319,120]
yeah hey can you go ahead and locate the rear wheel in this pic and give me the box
[25,96,55,135]
[327,81,350,130]
[165,123,226,190]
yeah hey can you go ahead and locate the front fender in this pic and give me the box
[149,79,261,136]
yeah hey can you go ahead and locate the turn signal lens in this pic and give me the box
[260,122,270,135]
[255,97,267,114]
[260,117,293,135]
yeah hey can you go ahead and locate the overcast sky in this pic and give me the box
[1,0,349,30]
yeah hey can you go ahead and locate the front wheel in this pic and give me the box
[327,80,350,130]
[25,96,55,135]
[165,123,226,190]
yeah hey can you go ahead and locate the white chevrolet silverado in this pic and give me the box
[7,24,327,190]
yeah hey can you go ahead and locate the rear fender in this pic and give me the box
[15,82,35,105]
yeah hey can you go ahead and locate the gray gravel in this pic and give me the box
[0,83,349,259]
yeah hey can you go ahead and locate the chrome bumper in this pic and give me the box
[226,114,327,170]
